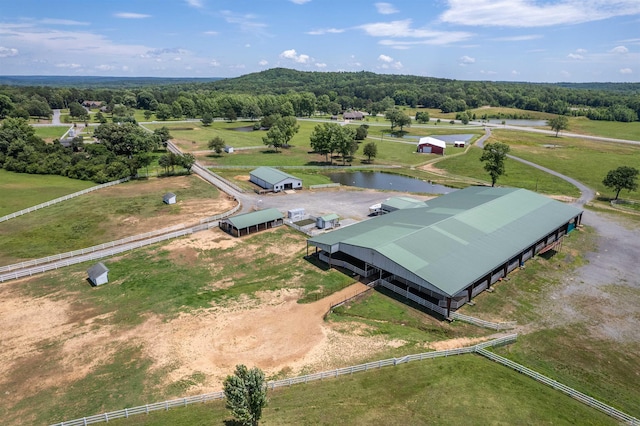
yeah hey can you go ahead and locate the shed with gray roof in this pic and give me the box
[308,186,583,317]
[87,262,110,286]
[249,167,302,192]
[219,208,284,237]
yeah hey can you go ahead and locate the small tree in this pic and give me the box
[201,112,213,126]
[602,166,639,200]
[208,136,226,154]
[363,142,378,163]
[547,115,569,137]
[479,142,510,187]
[223,365,267,426]
[415,111,430,124]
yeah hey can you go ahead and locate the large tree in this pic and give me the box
[309,122,335,163]
[547,115,569,137]
[385,108,411,131]
[602,166,639,200]
[262,116,299,152]
[94,122,159,157]
[479,142,510,187]
[223,365,267,426]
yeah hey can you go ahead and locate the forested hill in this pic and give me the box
[0,75,223,88]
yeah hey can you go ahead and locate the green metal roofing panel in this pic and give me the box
[319,213,340,221]
[226,208,283,229]
[308,187,582,297]
[250,167,300,186]
[382,196,426,210]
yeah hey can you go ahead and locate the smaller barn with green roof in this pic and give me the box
[250,167,302,192]
[219,208,284,237]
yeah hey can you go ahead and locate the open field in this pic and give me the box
[567,116,640,141]
[487,129,640,201]
[0,169,95,216]
[113,356,616,426]
[32,125,71,141]
[0,174,230,265]
[424,145,581,197]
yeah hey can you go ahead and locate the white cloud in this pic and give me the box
[480,70,497,75]
[40,19,89,26]
[315,62,327,68]
[114,12,151,19]
[459,55,475,65]
[576,48,587,53]
[55,63,81,68]
[290,0,311,3]
[377,54,402,69]
[567,53,584,60]
[221,10,268,35]
[203,31,218,35]
[95,64,116,71]
[307,28,345,35]
[440,0,640,27]
[279,49,311,63]
[560,70,571,78]
[491,34,542,41]
[611,45,628,54]
[0,46,18,57]
[376,3,398,14]
[359,20,472,46]
[210,59,220,67]
[258,59,269,66]
[185,0,204,8]
[620,68,633,74]
[512,70,520,75]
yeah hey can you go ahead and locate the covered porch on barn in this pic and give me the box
[220,208,284,237]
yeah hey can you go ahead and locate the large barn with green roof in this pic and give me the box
[307,186,583,318]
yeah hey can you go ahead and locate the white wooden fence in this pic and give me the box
[476,348,639,425]
[0,177,130,223]
[49,335,517,426]
[0,205,241,283]
[450,312,517,330]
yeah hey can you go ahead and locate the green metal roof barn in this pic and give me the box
[308,186,583,317]
[220,208,284,237]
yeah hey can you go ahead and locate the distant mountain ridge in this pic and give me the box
[0,75,225,88]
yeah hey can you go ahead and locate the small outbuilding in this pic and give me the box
[87,262,109,286]
[317,213,340,230]
[250,167,302,192]
[163,192,177,204]
[454,141,466,148]
[224,146,234,154]
[219,208,284,237]
[417,137,446,155]
[288,208,306,221]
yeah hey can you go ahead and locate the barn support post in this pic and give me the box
[446,297,452,319]
[466,285,473,303]
[306,242,309,257]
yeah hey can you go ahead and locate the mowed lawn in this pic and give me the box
[0,169,95,216]
[108,355,615,426]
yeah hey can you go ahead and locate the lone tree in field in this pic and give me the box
[363,141,378,163]
[547,115,569,137]
[208,136,226,154]
[479,142,510,187]
[223,365,267,426]
[602,166,639,200]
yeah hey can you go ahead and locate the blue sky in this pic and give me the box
[1,0,639,82]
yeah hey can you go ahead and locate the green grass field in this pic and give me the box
[0,169,95,216]
[0,175,220,264]
[568,116,640,141]
[32,125,71,140]
[487,129,640,201]
[108,355,615,426]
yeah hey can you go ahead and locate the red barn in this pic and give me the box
[417,137,446,155]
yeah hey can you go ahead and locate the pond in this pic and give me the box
[326,171,455,194]
[485,119,548,126]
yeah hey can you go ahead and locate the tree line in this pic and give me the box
[1,68,639,123]
[0,118,179,183]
